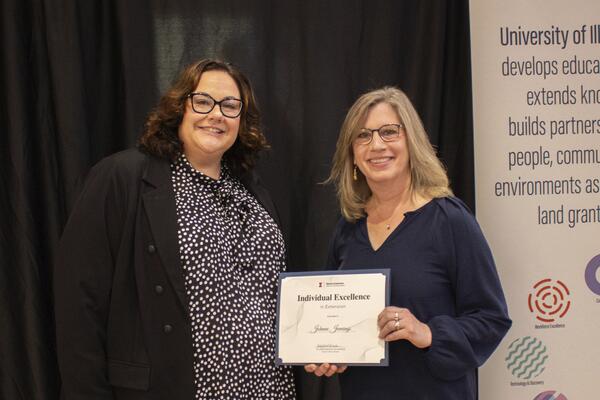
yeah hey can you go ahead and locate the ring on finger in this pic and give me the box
[394,320,400,330]
[394,312,399,322]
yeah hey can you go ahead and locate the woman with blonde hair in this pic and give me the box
[306,87,511,400]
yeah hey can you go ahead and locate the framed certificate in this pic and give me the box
[275,269,390,366]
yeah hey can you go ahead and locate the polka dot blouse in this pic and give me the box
[171,155,296,399]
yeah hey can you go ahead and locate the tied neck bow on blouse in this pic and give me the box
[177,155,258,271]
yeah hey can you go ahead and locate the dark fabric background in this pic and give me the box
[0,1,473,399]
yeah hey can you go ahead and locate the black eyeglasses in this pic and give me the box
[188,92,243,118]
[354,123,404,145]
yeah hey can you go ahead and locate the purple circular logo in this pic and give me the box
[533,391,568,400]
[584,254,600,295]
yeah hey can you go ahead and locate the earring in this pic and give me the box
[353,165,358,181]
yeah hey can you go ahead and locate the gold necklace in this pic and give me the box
[371,198,412,231]
[383,213,396,230]
[370,206,400,230]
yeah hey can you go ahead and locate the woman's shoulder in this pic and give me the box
[331,215,361,240]
[430,196,485,240]
[94,147,148,172]
[427,196,481,229]
[75,148,164,200]
[327,216,361,266]
[430,196,474,218]
[88,147,157,182]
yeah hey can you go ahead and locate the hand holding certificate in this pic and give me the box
[275,269,390,366]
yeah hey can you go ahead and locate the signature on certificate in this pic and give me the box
[309,324,352,333]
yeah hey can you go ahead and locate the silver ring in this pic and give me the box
[394,312,399,321]
[394,320,400,331]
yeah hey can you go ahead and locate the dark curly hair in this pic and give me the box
[138,59,269,174]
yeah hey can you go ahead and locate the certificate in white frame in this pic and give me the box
[275,269,390,366]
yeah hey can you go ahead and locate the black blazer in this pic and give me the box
[54,148,282,399]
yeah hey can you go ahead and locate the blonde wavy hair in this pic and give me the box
[328,87,452,221]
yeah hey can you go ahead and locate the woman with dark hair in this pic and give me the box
[54,59,296,399]
[306,87,511,399]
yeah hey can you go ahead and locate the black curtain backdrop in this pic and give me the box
[0,1,474,399]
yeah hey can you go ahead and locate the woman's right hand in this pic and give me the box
[304,363,347,377]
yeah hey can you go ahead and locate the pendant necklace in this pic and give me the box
[381,209,397,230]
[370,196,411,231]
[381,202,408,230]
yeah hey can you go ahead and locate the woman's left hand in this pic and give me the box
[377,306,432,349]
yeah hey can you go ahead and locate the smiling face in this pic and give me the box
[178,69,241,167]
[352,101,410,188]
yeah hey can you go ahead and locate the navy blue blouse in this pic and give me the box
[328,197,511,400]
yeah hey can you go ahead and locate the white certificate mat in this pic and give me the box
[275,269,390,366]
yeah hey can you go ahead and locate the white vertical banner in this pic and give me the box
[470,1,600,399]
